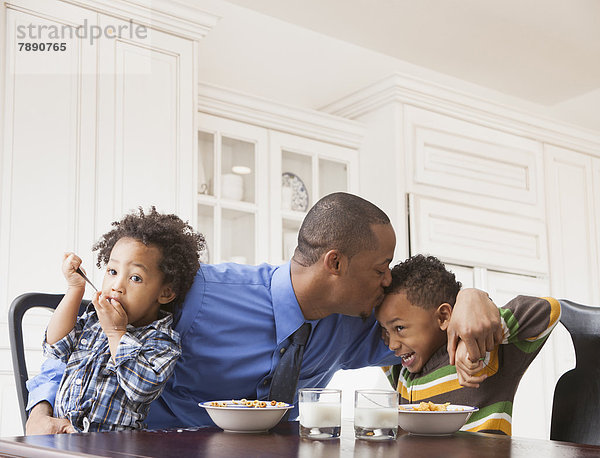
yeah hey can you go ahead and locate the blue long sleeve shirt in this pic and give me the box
[27,262,400,428]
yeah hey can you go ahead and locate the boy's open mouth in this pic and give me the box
[400,351,416,367]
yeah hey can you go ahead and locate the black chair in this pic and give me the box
[8,293,90,432]
[550,299,600,446]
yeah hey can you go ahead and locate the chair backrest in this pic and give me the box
[8,292,90,432]
[550,299,600,446]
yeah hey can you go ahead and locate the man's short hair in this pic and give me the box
[385,254,462,309]
[293,192,390,266]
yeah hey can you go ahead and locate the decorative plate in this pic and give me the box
[282,172,309,212]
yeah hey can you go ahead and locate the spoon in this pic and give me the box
[76,267,98,292]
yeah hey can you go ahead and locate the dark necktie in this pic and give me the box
[268,322,312,409]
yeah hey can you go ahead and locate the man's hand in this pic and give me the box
[447,288,502,365]
[26,401,76,435]
[454,341,487,388]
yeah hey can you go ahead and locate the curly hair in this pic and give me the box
[385,254,462,309]
[92,206,205,312]
[294,192,390,266]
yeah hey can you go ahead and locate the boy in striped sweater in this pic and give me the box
[376,254,560,435]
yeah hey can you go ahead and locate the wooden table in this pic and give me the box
[1,421,599,457]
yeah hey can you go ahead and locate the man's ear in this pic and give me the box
[437,303,453,331]
[323,249,347,276]
[158,284,177,304]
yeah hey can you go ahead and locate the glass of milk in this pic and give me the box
[298,388,342,440]
[354,389,399,440]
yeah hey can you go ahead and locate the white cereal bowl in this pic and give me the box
[397,404,478,436]
[199,400,293,433]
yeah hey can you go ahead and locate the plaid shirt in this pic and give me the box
[43,305,181,431]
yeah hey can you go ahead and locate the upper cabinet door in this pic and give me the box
[544,145,600,305]
[404,106,545,218]
[1,1,98,302]
[95,16,195,233]
[196,114,269,265]
[269,131,358,264]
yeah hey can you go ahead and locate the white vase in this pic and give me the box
[221,173,244,201]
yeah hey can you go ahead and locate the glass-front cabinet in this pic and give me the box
[196,112,358,265]
[270,131,357,264]
[196,114,269,265]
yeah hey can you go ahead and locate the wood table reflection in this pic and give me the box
[1,421,599,457]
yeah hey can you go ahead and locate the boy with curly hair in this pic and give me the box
[44,207,204,432]
[376,254,561,435]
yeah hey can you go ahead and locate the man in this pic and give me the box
[26,193,501,434]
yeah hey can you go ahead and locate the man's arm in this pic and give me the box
[26,401,75,435]
[452,295,560,387]
[447,288,503,365]
[24,358,73,435]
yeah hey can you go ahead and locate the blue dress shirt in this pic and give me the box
[27,262,400,428]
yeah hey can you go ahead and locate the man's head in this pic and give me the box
[294,192,391,266]
[293,193,395,319]
[375,254,461,373]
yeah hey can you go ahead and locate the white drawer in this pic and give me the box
[405,106,544,218]
[409,194,548,275]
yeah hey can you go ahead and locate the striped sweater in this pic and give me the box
[384,296,561,435]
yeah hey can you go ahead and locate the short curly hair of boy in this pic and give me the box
[92,206,205,312]
[385,254,462,309]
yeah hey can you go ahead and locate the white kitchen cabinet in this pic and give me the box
[1,0,214,301]
[402,106,549,276]
[196,84,361,265]
[95,14,197,235]
[269,131,358,264]
[196,114,269,265]
[404,106,545,219]
[541,147,600,440]
[1,1,99,437]
[544,145,600,305]
[0,0,216,435]
[409,194,548,276]
[2,0,98,306]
